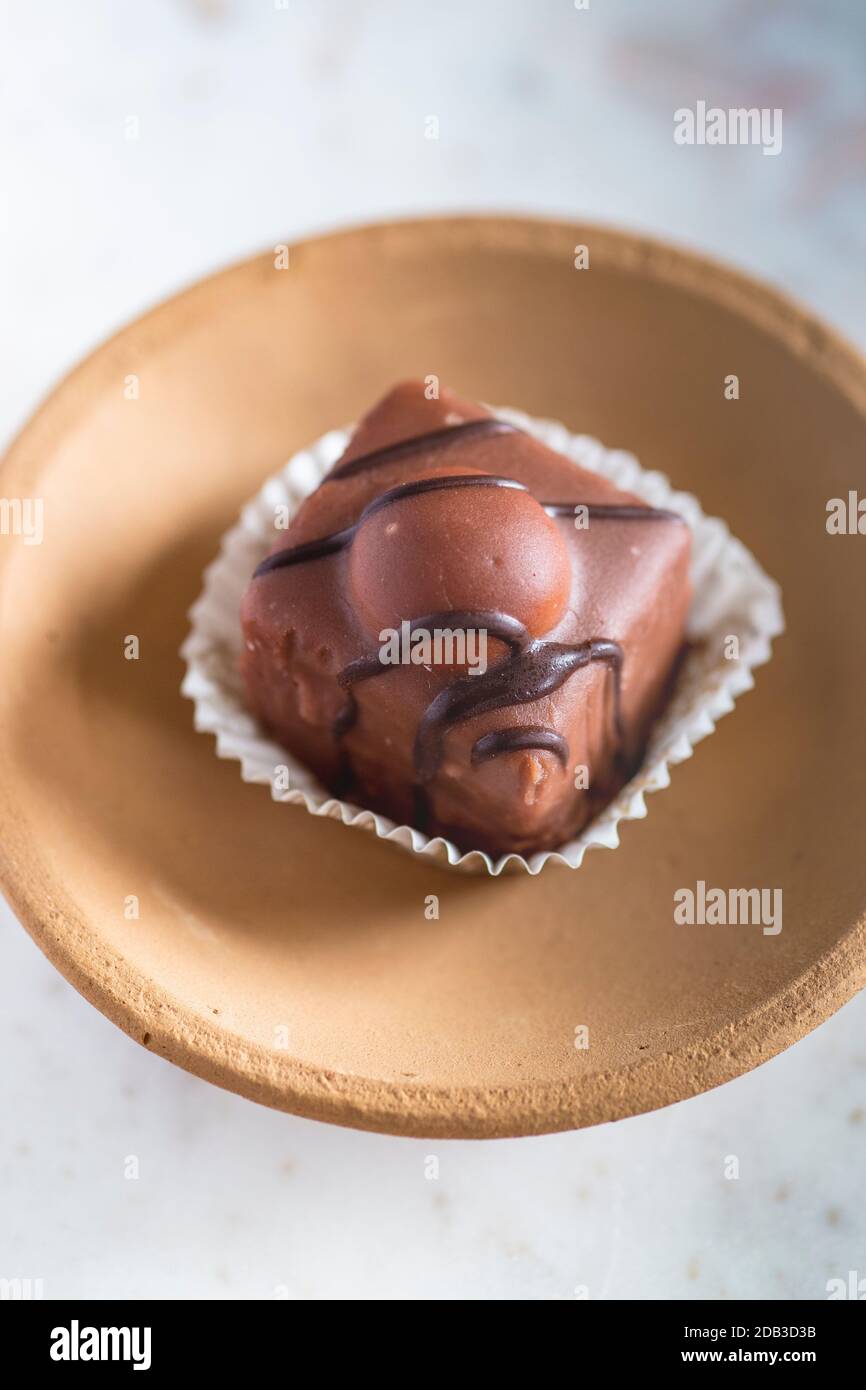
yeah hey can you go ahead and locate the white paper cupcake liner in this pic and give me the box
[180,406,784,876]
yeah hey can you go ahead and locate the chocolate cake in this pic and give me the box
[240,382,691,857]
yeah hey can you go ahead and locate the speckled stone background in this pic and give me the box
[1,0,864,1299]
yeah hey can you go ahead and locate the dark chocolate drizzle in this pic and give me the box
[324,408,683,527]
[255,472,683,580]
[253,474,525,578]
[253,524,355,577]
[336,632,621,783]
[327,417,519,481]
[542,501,684,524]
[252,420,685,789]
[472,726,570,768]
[413,633,622,783]
[332,609,623,784]
[334,610,527,741]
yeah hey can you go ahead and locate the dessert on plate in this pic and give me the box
[239,382,691,858]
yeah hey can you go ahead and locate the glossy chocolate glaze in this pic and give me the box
[251,424,684,782]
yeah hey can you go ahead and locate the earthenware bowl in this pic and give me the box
[1,216,864,1137]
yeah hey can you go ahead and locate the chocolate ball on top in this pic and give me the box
[347,464,572,644]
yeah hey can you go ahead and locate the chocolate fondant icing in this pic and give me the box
[240,382,692,857]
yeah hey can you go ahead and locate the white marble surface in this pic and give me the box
[1,0,864,1300]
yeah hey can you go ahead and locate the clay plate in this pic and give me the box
[1,216,864,1138]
